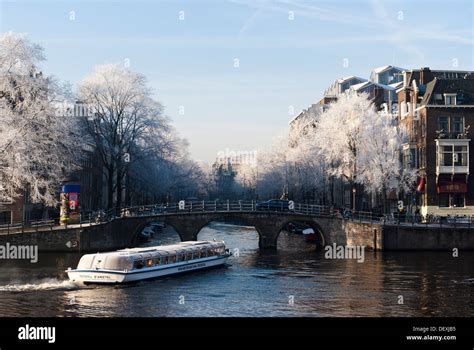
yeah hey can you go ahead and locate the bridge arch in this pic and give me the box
[193,214,264,247]
[130,218,184,246]
[162,212,330,250]
[278,219,326,249]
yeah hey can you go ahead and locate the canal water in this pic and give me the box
[0,222,473,317]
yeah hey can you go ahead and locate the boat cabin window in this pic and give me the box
[155,258,161,265]
[202,250,208,258]
[134,260,145,269]
[163,256,169,264]
[170,255,177,263]
[146,259,154,267]
[194,252,201,259]
[178,254,185,262]
[186,252,193,260]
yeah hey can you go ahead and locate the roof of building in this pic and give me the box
[372,65,404,74]
[337,75,366,84]
[350,81,398,92]
[350,81,372,91]
[420,78,437,105]
[389,81,403,89]
[420,76,474,106]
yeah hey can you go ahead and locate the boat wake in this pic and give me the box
[0,279,83,292]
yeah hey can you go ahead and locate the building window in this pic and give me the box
[452,194,465,207]
[439,145,468,167]
[452,116,464,133]
[0,211,12,225]
[439,193,465,208]
[438,116,449,132]
[410,149,417,168]
[419,147,426,168]
[403,148,417,169]
[444,94,457,105]
[453,146,468,166]
[438,193,450,208]
[439,145,453,166]
[412,121,418,141]
[403,150,411,169]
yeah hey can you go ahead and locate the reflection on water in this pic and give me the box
[0,222,473,317]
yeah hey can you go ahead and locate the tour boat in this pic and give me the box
[67,241,232,284]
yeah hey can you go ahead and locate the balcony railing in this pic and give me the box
[436,131,469,139]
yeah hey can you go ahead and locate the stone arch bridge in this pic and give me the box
[78,202,352,251]
[0,201,382,252]
[115,211,340,249]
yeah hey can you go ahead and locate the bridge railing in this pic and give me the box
[0,219,57,235]
[4,200,474,234]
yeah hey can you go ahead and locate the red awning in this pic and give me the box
[437,179,467,193]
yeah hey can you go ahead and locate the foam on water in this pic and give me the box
[0,278,83,292]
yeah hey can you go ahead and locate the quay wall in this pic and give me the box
[0,217,473,252]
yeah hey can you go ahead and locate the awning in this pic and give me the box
[437,177,467,193]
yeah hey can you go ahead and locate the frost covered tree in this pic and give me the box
[286,113,326,202]
[359,109,417,211]
[315,92,416,211]
[78,64,169,209]
[234,161,258,199]
[255,137,289,200]
[0,32,77,206]
[315,92,372,189]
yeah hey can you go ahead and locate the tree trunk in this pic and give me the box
[107,166,115,210]
[116,159,123,212]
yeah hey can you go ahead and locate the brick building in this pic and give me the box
[0,197,23,224]
[398,67,474,216]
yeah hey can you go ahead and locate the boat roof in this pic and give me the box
[89,241,225,258]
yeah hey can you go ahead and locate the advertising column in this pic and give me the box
[60,185,81,225]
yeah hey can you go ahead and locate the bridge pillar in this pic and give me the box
[163,216,208,242]
[255,224,279,250]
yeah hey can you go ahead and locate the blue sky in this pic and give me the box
[1,0,473,162]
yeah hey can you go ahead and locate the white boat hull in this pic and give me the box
[67,255,230,284]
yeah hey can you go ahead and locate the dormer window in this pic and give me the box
[444,93,457,105]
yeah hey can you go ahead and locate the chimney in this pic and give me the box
[420,67,433,85]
